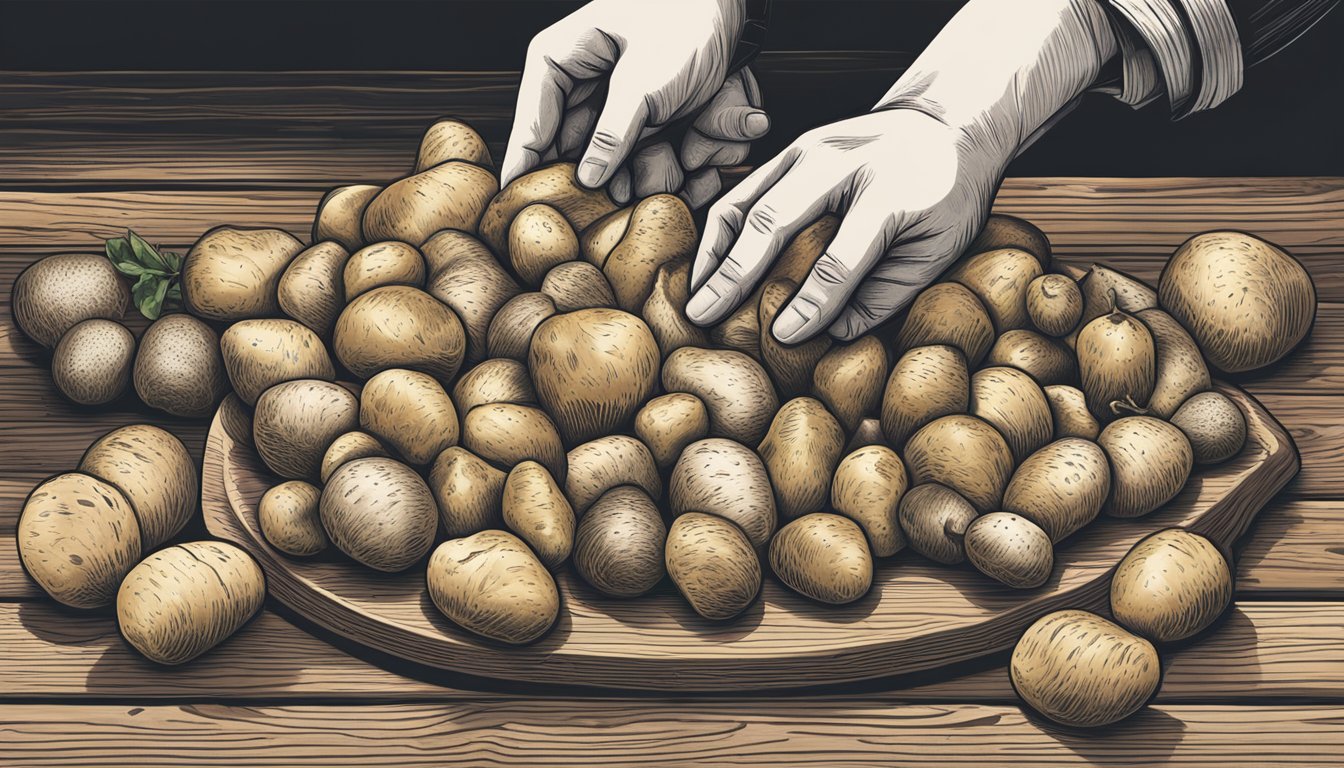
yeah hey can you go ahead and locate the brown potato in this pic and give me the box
[1099,416,1193,518]
[452,358,537,416]
[253,379,359,480]
[1043,384,1099,440]
[769,513,873,605]
[666,512,761,620]
[428,446,507,538]
[1026,273,1083,337]
[758,397,845,521]
[278,241,350,336]
[602,193,697,311]
[78,424,197,549]
[642,258,709,358]
[759,278,832,397]
[669,438,777,548]
[259,480,327,557]
[580,206,634,267]
[946,248,1043,331]
[134,314,229,418]
[565,435,662,514]
[831,445,908,557]
[964,512,1054,589]
[898,483,978,564]
[502,461,575,570]
[13,253,129,347]
[1067,264,1158,348]
[333,285,466,386]
[508,203,580,287]
[462,403,567,482]
[896,282,994,366]
[427,530,559,645]
[487,291,557,361]
[904,415,1014,513]
[423,231,521,364]
[478,161,619,255]
[812,336,888,434]
[662,347,779,445]
[574,485,667,598]
[343,241,426,301]
[965,214,1051,266]
[1002,438,1110,542]
[970,366,1053,463]
[880,344,969,449]
[319,431,388,484]
[540,261,617,312]
[220,318,336,405]
[359,368,460,466]
[1171,391,1247,465]
[1111,528,1232,642]
[985,329,1077,387]
[415,118,493,172]
[313,184,380,252]
[362,161,498,245]
[1077,305,1155,422]
[52,318,135,406]
[181,226,304,321]
[321,457,438,572]
[1138,307,1210,419]
[634,392,710,469]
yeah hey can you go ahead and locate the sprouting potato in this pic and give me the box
[1026,273,1083,337]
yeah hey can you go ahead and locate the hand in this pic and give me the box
[686,108,1009,342]
[501,0,769,208]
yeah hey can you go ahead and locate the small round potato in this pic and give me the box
[898,483,978,565]
[428,446,507,538]
[1171,391,1247,465]
[831,445,908,557]
[964,512,1054,589]
[574,485,667,598]
[427,530,559,645]
[253,379,359,480]
[462,403,567,483]
[134,314,229,418]
[1026,273,1083,337]
[52,319,135,405]
[502,461,575,570]
[1111,528,1232,643]
[508,203,580,287]
[985,329,1077,387]
[478,161,619,255]
[564,435,662,514]
[343,241,426,301]
[259,480,327,556]
[669,438,778,548]
[757,397,845,520]
[13,253,129,348]
[769,513,873,605]
[359,368,460,466]
[662,347,779,445]
[666,513,761,620]
[319,431,388,484]
[634,392,710,470]
[220,318,336,405]
[321,457,438,572]
[78,423,198,549]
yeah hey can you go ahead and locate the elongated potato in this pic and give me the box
[759,278,833,397]
[362,161,498,245]
[508,203,579,287]
[428,446,506,538]
[758,397,845,521]
[945,247,1043,331]
[769,513,872,605]
[314,184,380,252]
[452,358,537,416]
[259,481,327,557]
[333,285,466,386]
[964,512,1054,589]
[641,258,709,357]
[427,530,559,645]
[479,161,619,254]
[1043,384,1099,440]
[904,415,1014,513]
[182,227,304,321]
[1099,416,1193,518]
[831,445,907,557]
[321,457,438,572]
[502,461,575,570]
[634,393,710,469]
[278,241,350,336]
[969,366,1053,463]
[666,513,761,620]
[78,424,197,549]
[462,403,567,483]
[812,337,887,434]
[881,344,969,449]
[1002,438,1110,542]
[669,438,777,548]
[487,292,557,361]
[344,241,426,301]
[253,380,359,480]
[985,329,1076,387]
[662,347,779,445]
[1111,528,1232,642]
[1171,391,1247,464]
[565,435,662,513]
[221,318,336,405]
[1138,307,1210,419]
[423,230,521,364]
[574,486,667,598]
[896,282,994,367]
[359,368,459,466]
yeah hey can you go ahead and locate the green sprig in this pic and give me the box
[106,230,183,320]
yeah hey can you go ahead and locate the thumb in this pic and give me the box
[694,105,770,143]
[576,67,650,189]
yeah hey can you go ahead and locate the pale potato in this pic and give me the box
[769,513,873,605]
[669,438,777,548]
[564,435,662,514]
[502,461,575,570]
[13,253,129,347]
[574,485,667,598]
[181,226,303,321]
[880,344,969,449]
[964,512,1054,589]
[253,379,359,480]
[52,318,135,406]
[359,368,460,466]
[78,424,197,549]
[362,161,498,245]
[662,347,779,445]
[220,318,336,405]
[321,457,438,572]
[508,203,579,287]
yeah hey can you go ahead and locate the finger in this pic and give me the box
[681,168,722,210]
[501,49,573,187]
[825,234,962,340]
[631,142,685,197]
[681,130,752,172]
[576,64,651,188]
[687,148,797,296]
[694,106,770,143]
[609,166,633,204]
[555,99,600,158]
[740,67,764,108]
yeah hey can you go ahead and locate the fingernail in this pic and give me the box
[772,305,808,343]
[577,158,608,188]
[685,289,717,323]
[744,110,770,137]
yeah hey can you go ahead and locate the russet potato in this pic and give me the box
[757,397,845,521]
[427,530,559,645]
[666,512,761,620]
[181,226,303,321]
[769,513,873,605]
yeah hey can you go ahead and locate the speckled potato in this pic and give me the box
[540,260,617,312]
[362,161,498,245]
[18,473,141,609]
[502,461,575,570]
[333,285,466,385]
[221,318,336,405]
[970,366,1053,463]
[52,319,135,405]
[116,541,264,665]
[313,184,380,252]
[666,513,761,620]
[1026,273,1083,336]
[134,314,229,418]
[669,438,777,548]
[181,226,303,321]
[1043,384,1099,440]
[487,292,557,361]
[218,392,254,448]
[812,337,887,434]
[600,194,697,312]
[415,117,493,172]
[319,431,388,484]
[13,253,129,347]
[880,344,969,449]
[427,530,559,645]
[945,248,1043,332]
[831,445,908,557]
[461,403,567,482]
[278,241,350,336]
[428,446,507,538]
[1099,416,1193,518]
[78,424,197,549]
[641,258,709,357]
[423,230,521,363]
[1171,391,1247,464]
[359,369,459,466]
[769,513,873,605]
[985,329,1076,387]
[343,241,426,301]
[253,379,359,480]
[1136,308,1210,419]
[564,435,662,513]
[1002,438,1110,542]
[574,485,667,598]
[634,393,710,469]
[1011,610,1161,727]
[905,415,1014,514]
[1111,528,1232,642]
[896,282,995,367]
[898,483,978,564]
[321,457,438,572]
[758,397,845,520]
[965,214,1052,266]
[452,358,537,416]
[1077,305,1155,422]
[964,512,1054,589]
[259,480,327,556]
[1159,231,1316,373]
[529,308,660,445]
[508,203,579,287]
[662,347,779,445]
[478,161,619,255]
[759,278,833,397]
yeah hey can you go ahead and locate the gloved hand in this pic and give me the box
[501,0,769,208]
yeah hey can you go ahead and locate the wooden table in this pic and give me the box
[1,63,1342,766]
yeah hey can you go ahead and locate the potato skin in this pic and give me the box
[881,344,969,449]
[759,278,832,398]
[1026,273,1082,337]
[253,380,359,480]
[333,285,466,386]
[313,184,379,252]
[1111,528,1232,643]
[259,480,327,557]
[769,513,873,605]
[423,231,521,364]
[319,431,388,484]
[758,397,845,521]
[564,435,662,514]
[970,366,1053,464]
[18,473,142,609]
[666,513,761,620]
[944,247,1043,332]
[896,282,994,367]
[1171,390,1247,465]
[359,368,460,466]
[362,161,498,245]
[904,414,1014,513]
[831,445,908,557]
[278,241,350,337]
[540,261,617,312]
[13,253,129,347]
[452,358,537,417]
[602,193,696,312]
[1043,384,1099,441]
[964,512,1054,589]
[1010,610,1160,728]
[461,403,567,483]
[642,258,709,358]
[220,318,336,406]
[669,438,778,549]
[416,118,493,172]
[78,424,197,549]
[985,329,1076,387]
[1077,307,1156,422]
[634,393,710,470]
[1099,416,1193,518]
[478,161,619,255]
[898,483,978,565]
[502,461,575,570]
[965,214,1052,266]
[1137,308,1210,419]
[320,457,438,572]
[182,226,303,321]
[428,447,507,538]
[574,485,667,598]
[487,292,557,362]
[662,347,779,446]
[344,241,426,302]
[427,530,559,645]
[812,336,888,434]
[1002,438,1110,542]
[116,541,265,665]
[52,319,135,405]
[509,203,580,288]
[134,314,229,418]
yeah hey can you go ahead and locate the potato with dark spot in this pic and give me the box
[574,485,667,598]
[362,161,498,245]
[278,241,350,336]
[253,379,359,480]
[221,318,336,405]
[427,530,559,645]
[134,314,229,418]
[634,393,710,470]
[1026,273,1083,337]
[831,445,907,557]
[181,226,304,321]
[78,424,197,549]
[462,403,567,482]
[564,435,662,514]
[333,285,466,385]
[964,512,1054,589]
[666,513,761,620]
[259,480,327,556]
[1171,391,1247,464]
[321,457,438,572]
[769,513,873,605]
[758,397,845,521]
[669,438,777,548]
[812,336,887,434]
[898,483,978,564]
[320,431,388,484]
[52,319,135,405]
[881,344,969,449]
[359,368,459,466]
[428,446,507,538]
[662,347,778,445]
[13,253,129,347]
[343,241,426,301]
[502,461,575,570]
[1111,528,1232,642]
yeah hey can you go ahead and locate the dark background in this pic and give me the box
[1,0,1340,176]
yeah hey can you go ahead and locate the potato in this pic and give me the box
[1159,231,1316,373]
[565,435,662,513]
[452,358,537,416]
[758,397,845,520]
[418,226,493,276]
[423,231,521,364]
[427,530,559,645]
[844,417,886,454]
[508,203,580,287]
[574,485,667,598]
[970,366,1053,463]
[478,161,619,255]
[812,336,887,434]
[221,318,336,405]
[1002,438,1110,542]
[540,261,617,312]
[831,445,908,557]
[898,483,978,564]
[52,319,135,405]
[333,285,466,385]
[1171,391,1247,464]
[769,513,873,605]
[634,392,710,470]
[13,253,129,347]
[601,194,697,311]
[662,347,779,445]
[580,206,634,266]
[502,461,575,570]
[964,512,1054,589]
[462,403,567,482]
[253,379,359,480]
[362,161,498,245]
[1026,273,1083,336]
[880,344,969,449]
[219,392,255,448]
[428,446,506,538]
[759,278,833,397]
[117,541,264,665]
[985,329,1076,387]
[1077,305,1155,422]
[1111,528,1232,642]
[669,438,777,548]
[320,431,388,484]
[1138,308,1210,419]
[415,117,492,172]
[321,457,438,572]
[642,258,709,357]
[1043,384,1099,440]
[945,248,1043,331]
[78,424,197,549]
[278,241,350,336]
[134,314,229,417]
[1099,416,1193,518]
[359,369,459,466]
[313,184,380,252]
[343,241,426,301]
[529,308,660,445]
[666,513,762,620]
[182,226,303,321]
[1011,610,1160,728]
[259,480,327,556]
[1067,264,1157,348]
[487,292,557,361]
[895,282,994,367]
[965,213,1051,266]
[18,473,141,608]
[904,415,1014,513]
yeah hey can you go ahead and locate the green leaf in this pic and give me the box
[136,278,170,320]
[165,283,183,302]
[129,230,170,273]
[160,247,183,272]
[106,236,135,266]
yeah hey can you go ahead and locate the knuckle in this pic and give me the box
[746,204,780,236]
[812,252,854,286]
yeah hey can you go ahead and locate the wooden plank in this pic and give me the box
[0,703,1340,767]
